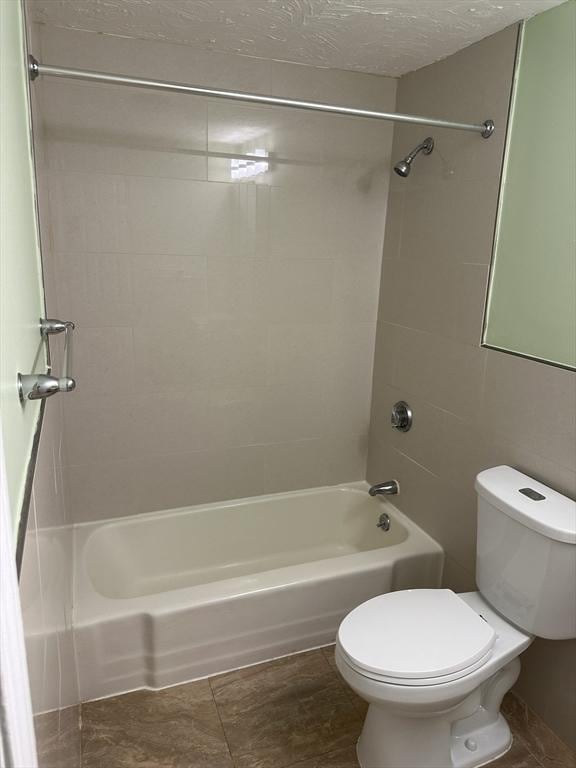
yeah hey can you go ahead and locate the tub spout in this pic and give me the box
[369,480,399,496]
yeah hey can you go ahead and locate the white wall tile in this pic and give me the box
[132,323,208,393]
[48,139,208,181]
[65,459,138,522]
[55,251,133,328]
[263,260,335,324]
[35,23,395,522]
[480,350,576,472]
[48,171,130,254]
[401,178,499,265]
[72,326,134,396]
[131,254,208,325]
[254,382,329,444]
[379,259,490,346]
[391,324,487,419]
[128,176,238,255]
[131,391,213,455]
[206,320,271,388]
[269,186,340,260]
[331,256,382,324]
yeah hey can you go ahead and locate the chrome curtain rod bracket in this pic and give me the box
[481,119,495,138]
[29,55,39,80]
[28,55,494,138]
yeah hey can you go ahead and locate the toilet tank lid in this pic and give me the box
[475,466,576,544]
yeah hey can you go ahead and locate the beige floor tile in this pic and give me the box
[81,681,233,768]
[321,645,339,673]
[285,745,360,768]
[321,646,368,716]
[78,655,574,768]
[35,711,60,768]
[210,650,364,768]
[36,709,81,768]
[491,736,544,768]
[502,693,576,768]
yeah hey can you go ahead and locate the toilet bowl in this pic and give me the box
[335,467,576,768]
[336,590,531,768]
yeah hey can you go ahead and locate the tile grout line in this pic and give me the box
[208,648,362,768]
[283,745,355,768]
[511,729,548,768]
[319,646,366,720]
[208,674,238,768]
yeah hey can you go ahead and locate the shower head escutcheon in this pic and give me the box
[394,137,434,178]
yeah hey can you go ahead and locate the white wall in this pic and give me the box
[0,0,47,536]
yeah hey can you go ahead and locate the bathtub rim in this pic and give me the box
[73,481,443,624]
[73,480,395,532]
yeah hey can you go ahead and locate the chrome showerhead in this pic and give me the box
[394,137,434,178]
[393,158,411,177]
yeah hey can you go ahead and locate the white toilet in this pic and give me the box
[336,466,576,768]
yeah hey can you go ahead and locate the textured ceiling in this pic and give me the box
[27,0,564,77]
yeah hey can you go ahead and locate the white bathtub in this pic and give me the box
[73,482,443,701]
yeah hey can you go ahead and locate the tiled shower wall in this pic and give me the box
[368,25,576,749]
[32,24,396,523]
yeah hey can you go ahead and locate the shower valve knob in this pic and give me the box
[17,318,76,402]
[391,401,413,432]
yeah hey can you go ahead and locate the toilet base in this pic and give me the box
[356,707,512,768]
[355,658,521,768]
[451,714,511,768]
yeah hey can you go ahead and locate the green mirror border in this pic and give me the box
[482,11,576,372]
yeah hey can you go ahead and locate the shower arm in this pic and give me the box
[404,138,434,163]
[28,56,495,139]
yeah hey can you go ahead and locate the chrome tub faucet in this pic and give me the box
[368,480,399,496]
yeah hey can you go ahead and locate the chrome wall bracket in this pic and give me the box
[18,318,76,402]
[28,55,39,81]
[481,119,495,138]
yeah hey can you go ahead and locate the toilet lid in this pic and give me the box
[338,589,496,681]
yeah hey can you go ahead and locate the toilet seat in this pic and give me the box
[337,589,497,687]
[338,644,496,686]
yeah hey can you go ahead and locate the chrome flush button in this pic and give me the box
[519,487,546,501]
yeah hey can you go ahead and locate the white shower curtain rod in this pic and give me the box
[28,56,495,138]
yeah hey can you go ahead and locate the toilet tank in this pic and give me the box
[475,466,576,640]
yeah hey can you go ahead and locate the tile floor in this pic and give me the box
[81,647,575,768]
